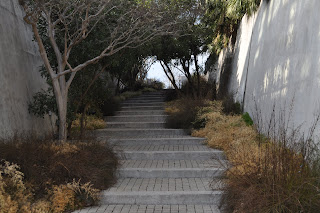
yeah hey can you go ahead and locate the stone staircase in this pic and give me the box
[75,91,225,213]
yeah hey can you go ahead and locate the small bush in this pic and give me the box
[165,89,179,102]
[0,137,119,212]
[0,161,101,212]
[148,80,164,90]
[101,96,121,116]
[165,98,210,129]
[0,161,31,212]
[119,91,142,100]
[221,94,242,115]
[72,114,106,132]
[192,106,215,130]
[180,75,216,99]
[141,87,156,93]
[50,180,99,212]
[242,112,253,126]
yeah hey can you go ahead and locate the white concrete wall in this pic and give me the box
[0,0,53,139]
[214,0,320,138]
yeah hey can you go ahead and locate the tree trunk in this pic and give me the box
[52,79,68,142]
[58,102,67,141]
[194,55,201,98]
[80,104,89,139]
[160,61,182,96]
[116,76,121,95]
[181,59,196,98]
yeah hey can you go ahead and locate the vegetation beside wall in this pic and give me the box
[192,102,320,213]
[165,92,320,212]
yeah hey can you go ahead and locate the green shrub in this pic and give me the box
[222,94,242,115]
[242,112,253,126]
[192,107,214,130]
[165,89,179,102]
[101,96,121,116]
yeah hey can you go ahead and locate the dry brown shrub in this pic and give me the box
[51,185,75,212]
[0,137,119,212]
[165,98,211,129]
[0,161,31,213]
[72,115,106,132]
[31,200,51,213]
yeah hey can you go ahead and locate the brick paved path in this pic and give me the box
[74,91,225,213]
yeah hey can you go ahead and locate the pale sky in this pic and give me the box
[147,53,209,88]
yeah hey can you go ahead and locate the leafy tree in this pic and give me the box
[203,0,261,53]
[19,0,190,141]
[152,0,208,98]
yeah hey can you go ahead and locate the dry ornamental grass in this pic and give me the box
[0,137,119,213]
[188,101,320,212]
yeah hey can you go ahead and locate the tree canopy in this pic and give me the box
[20,0,197,141]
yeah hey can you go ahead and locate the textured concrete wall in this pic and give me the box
[0,0,53,139]
[213,0,320,137]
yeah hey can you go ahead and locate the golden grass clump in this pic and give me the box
[0,161,100,213]
[50,184,76,212]
[72,114,106,131]
[0,161,29,212]
[50,180,99,212]
[192,104,259,172]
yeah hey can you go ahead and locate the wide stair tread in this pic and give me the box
[101,178,223,205]
[120,159,227,169]
[118,159,226,178]
[106,122,166,129]
[115,144,213,151]
[105,115,168,122]
[116,110,165,116]
[74,205,220,213]
[104,137,206,146]
[95,129,189,137]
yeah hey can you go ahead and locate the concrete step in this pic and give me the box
[116,110,165,116]
[121,106,164,111]
[73,204,221,213]
[122,102,165,107]
[107,122,165,129]
[100,191,222,205]
[95,129,188,137]
[124,99,165,103]
[105,115,167,122]
[115,145,213,152]
[119,159,227,169]
[120,150,225,160]
[106,137,206,146]
[101,178,223,205]
[107,178,221,192]
[118,168,225,178]
[128,96,164,99]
